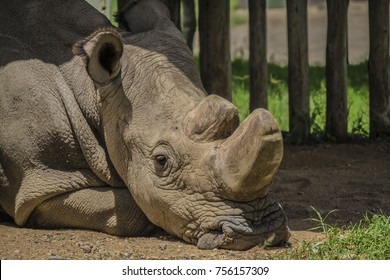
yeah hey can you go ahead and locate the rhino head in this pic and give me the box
[73,0,289,250]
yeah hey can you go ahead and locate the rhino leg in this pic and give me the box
[26,187,156,236]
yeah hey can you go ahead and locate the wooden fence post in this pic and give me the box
[326,0,349,141]
[118,0,181,30]
[117,0,127,11]
[117,0,128,29]
[198,0,232,101]
[369,0,390,137]
[287,0,310,143]
[182,0,196,51]
[161,0,181,30]
[249,0,268,111]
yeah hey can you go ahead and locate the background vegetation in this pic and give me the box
[232,59,369,138]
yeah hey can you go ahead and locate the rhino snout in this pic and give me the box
[186,96,283,202]
[194,196,290,250]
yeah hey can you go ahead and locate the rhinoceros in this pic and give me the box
[0,0,290,250]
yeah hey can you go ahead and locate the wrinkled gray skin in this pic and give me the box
[0,0,290,250]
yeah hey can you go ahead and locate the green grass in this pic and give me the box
[270,209,390,260]
[232,59,370,138]
[110,0,118,25]
[230,0,250,26]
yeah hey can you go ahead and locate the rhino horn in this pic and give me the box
[185,95,239,142]
[214,109,283,202]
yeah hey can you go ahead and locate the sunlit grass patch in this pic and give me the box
[269,208,390,260]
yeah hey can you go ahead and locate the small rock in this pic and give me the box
[81,245,92,253]
[122,252,132,258]
[14,249,20,255]
[49,255,64,260]
[56,234,65,240]
[159,243,167,250]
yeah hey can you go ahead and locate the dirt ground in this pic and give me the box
[1,1,389,260]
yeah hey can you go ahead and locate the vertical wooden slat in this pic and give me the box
[169,0,181,31]
[369,0,390,137]
[161,0,181,30]
[182,0,196,51]
[326,0,349,141]
[117,0,128,30]
[249,0,268,111]
[199,0,232,101]
[117,0,127,11]
[287,0,310,143]
[118,0,181,30]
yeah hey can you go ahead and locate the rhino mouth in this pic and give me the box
[184,195,290,250]
[196,231,265,250]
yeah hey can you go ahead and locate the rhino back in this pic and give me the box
[0,0,116,224]
[0,0,112,66]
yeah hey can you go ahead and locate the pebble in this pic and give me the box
[123,252,132,258]
[56,234,65,240]
[159,243,167,250]
[78,242,97,254]
[49,255,64,260]
[81,245,92,253]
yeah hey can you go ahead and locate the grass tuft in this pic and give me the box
[269,208,390,260]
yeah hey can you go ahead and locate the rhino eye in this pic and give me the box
[152,143,174,176]
[154,155,168,170]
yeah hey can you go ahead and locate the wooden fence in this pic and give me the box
[119,0,390,142]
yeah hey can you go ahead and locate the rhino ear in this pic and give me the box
[116,0,170,33]
[73,29,123,85]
